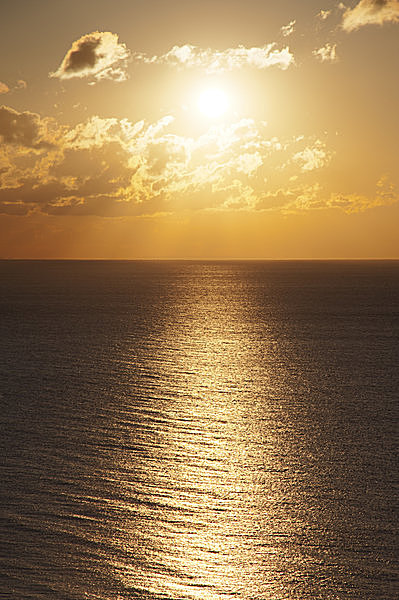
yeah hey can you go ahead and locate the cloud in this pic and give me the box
[313,43,338,62]
[282,176,398,213]
[317,9,332,20]
[4,112,392,218]
[50,31,130,82]
[281,20,296,37]
[135,43,295,73]
[325,189,397,212]
[254,188,296,211]
[0,116,271,214]
[292,142,332,171]
[0,115,331,215]
[342,0,399,31]
[0,105,54,149]
[0,80,27,94]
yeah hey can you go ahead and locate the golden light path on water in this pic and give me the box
[112,265,297,599]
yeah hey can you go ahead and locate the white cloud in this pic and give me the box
[313,43,338,62]
[50,31,130,82]
[135,43,295,73]
[342,0,399,32]
[292,142,331,171]
[281,20,296,37]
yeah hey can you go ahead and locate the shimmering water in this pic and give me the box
[1,260,398,599]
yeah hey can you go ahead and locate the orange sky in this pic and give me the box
[1,0,398,258]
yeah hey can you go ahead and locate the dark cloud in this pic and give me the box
[50,31,130,82]
[0,139,147,217]
[0,106,52,149]
[0,176,163,217]
[44,194,165,217]
[0,201,30,215]
[0,179,71,210]
[63,36,102,73]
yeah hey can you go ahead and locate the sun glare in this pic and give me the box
[198,88,229,118]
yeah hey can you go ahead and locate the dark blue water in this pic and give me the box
[1,260,398,599]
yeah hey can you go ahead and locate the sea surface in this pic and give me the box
[0,260,398,600]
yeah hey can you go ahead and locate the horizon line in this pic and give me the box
[1,257,399,262]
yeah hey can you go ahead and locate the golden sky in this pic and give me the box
[1,0,398,258]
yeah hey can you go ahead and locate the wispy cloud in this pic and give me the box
[280,20,296,37]
[317,9,332,20]
[292,142,331,171]
[135,43,295,73]
[313,43,338,62]
[0,80,27,94]
[50,31,130,82]
[282,176,398,213]
[342,0,399,32]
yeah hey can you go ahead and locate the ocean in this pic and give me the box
[0,260,398,599]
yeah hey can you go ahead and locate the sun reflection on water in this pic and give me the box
[115,266,294,599]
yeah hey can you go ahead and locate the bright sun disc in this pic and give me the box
[198,88,229,118]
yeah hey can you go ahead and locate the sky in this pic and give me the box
[1,0,398,258]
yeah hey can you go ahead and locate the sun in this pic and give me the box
[197,88,229,118]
